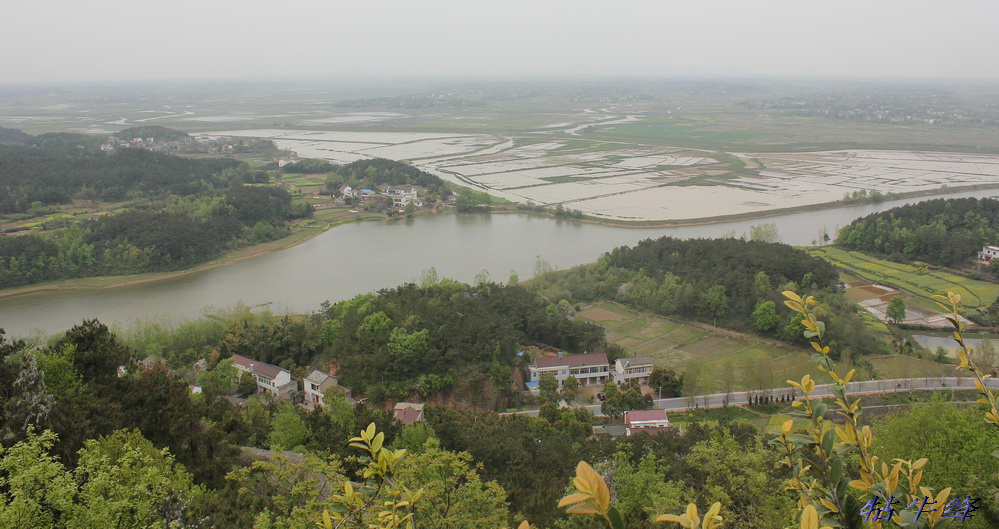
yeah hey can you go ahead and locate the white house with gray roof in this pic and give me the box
[232,354,296,398]
[613,356,654,385]
[304,370,341,409]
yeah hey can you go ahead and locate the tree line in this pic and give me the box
[0,139,242,213]
[535,237,885,358]
[837,197,999,266]
[318,281,609,406]
[320,158,450,200]
[0,185,310,288]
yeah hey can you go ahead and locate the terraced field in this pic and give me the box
[811,247,999,308]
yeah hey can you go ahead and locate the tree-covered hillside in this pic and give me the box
[0,143,240,212]
[324,158,448,197]
[318,281,609,404]
[0,131,311,289]
[0,186,309,288]
[837,197,999,266]
[538,236,884,358]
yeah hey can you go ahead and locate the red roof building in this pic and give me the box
[624,409,672,436]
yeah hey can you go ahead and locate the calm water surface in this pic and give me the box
[1,190,994,337]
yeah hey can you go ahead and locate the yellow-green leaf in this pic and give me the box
[558,493,590,508]
[800,505,819,529]
[656,513,690,524]
[565,503,600,515]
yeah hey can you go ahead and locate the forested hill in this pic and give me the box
[608,236,839,328]
[0,185,309,288]
[542,236,882,357]
[325,158,448,194]
[317,281,609,405]
[0,142,239,212]
[837,197,999,266]
[0,132,311,288]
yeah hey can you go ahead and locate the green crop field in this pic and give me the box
[576,301,819,392]
[811,247,999,308]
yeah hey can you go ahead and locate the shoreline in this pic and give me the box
[0,217,360,302]
[545,183,999,228]
[3,184,997,301]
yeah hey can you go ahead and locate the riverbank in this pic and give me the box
[561,183,999,228]
[0,208,385,301]
[3,185,998,302]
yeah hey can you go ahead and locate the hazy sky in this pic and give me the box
[4,0,998,83]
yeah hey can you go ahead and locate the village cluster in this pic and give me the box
[192,349,668,436]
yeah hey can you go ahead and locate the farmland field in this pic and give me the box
[576,301,826,392]
[810,247,999,309]
[6,81,999,224]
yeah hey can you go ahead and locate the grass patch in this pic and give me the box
[612,316,648,335]
[634,338,678,357]
[660,325,710,345]
[867,355,958,379]
[633,320,683,340]
[682,336,752,358]
[587,301,640,318]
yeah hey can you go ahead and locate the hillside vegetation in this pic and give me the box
[837,197,999,266]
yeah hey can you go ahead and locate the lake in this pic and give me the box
[0,189,994,337]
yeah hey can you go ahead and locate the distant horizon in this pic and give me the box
[4,0,997,85]
[2,73,999,90]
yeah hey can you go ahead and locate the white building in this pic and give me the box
[613,356,654,385]
[979,245,999,262]
[386,185,422,207]
[232,354,296,398]
[528,352,610,387]
[303,370,340,409]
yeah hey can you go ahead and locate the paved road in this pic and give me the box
[508,376,999,418]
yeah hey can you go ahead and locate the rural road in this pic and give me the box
[508,376,999,418]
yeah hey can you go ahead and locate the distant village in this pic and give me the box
[100,133,267,156]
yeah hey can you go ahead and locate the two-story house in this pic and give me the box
[528,352,610,387]
[979,245,999,262]
[232,354,297,398]
[386,185,422,207]
[303,370,341,409]
[613,356,654,385]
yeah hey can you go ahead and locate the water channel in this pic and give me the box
[0,189,995,338]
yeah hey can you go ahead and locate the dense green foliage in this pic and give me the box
[326,158,448,197]
[0,185,308,288]
[538,237,886,355]
[454,188,493,212]
[0,127,33,145]
[0,274,993,527]
[873,400,999,529]
[319,282,608,404]
[0,142,240,211]
[280,158,336,174]
[837,197,999,266]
